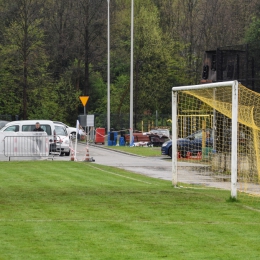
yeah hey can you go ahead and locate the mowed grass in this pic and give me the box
[0,161,260,259]
[100,145,162,157]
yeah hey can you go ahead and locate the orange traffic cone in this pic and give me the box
[84,146,90,162]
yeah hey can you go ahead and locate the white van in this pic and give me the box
[0,120,55,136]
[0,120,57,153]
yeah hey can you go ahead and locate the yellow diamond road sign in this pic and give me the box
[79,96,89,106]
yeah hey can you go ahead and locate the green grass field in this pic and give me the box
[0,161,260,259]
[97,145,162,157]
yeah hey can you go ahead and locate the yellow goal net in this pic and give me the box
[172,80,260,198]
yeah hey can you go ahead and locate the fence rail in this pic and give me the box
[2,133,61,159]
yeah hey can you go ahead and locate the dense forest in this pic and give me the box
[0,0,260,129]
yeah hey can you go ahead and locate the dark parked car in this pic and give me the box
[161,129,213,158]
[161,127,248,158]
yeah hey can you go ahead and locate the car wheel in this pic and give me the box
[169,147,172,158]
[65,150,70,156]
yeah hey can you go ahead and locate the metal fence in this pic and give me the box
[1,133,61,160]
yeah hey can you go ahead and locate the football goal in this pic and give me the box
[171,80,260,199]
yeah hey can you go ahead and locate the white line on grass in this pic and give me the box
[242,205,260,212]
[0,219,260,225]
[85,163,156,185]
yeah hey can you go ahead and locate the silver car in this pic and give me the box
[54,124,71,156]
[53,121,77,139]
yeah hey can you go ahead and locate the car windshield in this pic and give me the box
[193,131,202,139]
[189,129,212,139]
[22,124,52,135]
[55,125,67,136]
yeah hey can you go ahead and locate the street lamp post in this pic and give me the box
[107,0,110,142]
[130,0,134,145]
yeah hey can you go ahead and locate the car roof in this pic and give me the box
[53,122,68,127]
[53,121,77,131]
[1,120,54,131]
[54,122,66,127]
[4,120,54,125]
[53,121,66,124]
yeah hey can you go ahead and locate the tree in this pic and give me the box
[0,0,49,119]
[72,0,107,103]
[156,0,259,84]
[110,0,186,117]
[43,0,76,79]
[1,0,260,125]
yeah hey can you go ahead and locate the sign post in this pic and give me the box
[79,96,89,142]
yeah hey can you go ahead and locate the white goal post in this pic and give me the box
[171,80,238,199]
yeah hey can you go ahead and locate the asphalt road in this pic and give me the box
[59,142,173,181]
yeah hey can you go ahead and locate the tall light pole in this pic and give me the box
[107,0,110,142]
[130,0,134,145]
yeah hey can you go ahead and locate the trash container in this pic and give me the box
[119,137,125,146]
[113,132,118,145]
[108,132,113,146]
[108,131,118,146]
[95,128,105,144]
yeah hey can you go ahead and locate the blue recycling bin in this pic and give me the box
[108,132,113,146]
[108,131,118,146]
[119,137,125,146]
[113,132,118,145]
